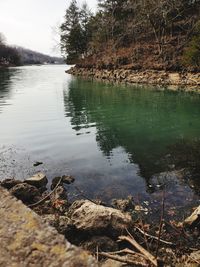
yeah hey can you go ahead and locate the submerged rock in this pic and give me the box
[51,186,68,201]
[112,196,134,212]
[33,161,43,167]
[184,205,200,227]
[10,183,41,204]
[24,172,48,188]
[68,200,132,234]
[0,178,22,190]
[51,175,75,190]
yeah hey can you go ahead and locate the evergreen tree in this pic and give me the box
[60,0,84,63]
[79,3,93,56]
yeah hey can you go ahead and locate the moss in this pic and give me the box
[50,245,67,255]
[8,231,25,251]
[31,242,48,252]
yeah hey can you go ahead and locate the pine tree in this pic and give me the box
[60,0,84,63]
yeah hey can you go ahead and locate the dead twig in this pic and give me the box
[136,194,150,251]
[118,235,158,266]
[155,190,165,259]
[28,177,63,208]
[135,226,174,246]
[188,255,200,265]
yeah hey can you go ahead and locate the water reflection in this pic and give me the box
[0,69,14,113]
[64,78,200,196]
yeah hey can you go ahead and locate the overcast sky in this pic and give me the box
[0,0,97,56]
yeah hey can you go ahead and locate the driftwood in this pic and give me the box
[99,252,147,266]
[119,235,158,267]
[135,227,174,246]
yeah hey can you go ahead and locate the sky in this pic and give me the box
[0,0,97,56]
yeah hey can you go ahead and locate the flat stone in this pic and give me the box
[25,172,48,188]
[0,186,97,267]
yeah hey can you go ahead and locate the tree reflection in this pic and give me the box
[64,78,200,195]
[0,68,15,113]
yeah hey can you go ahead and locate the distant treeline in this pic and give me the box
[16,47,64,65]
[0,33,64,67]
[60,0,200,70]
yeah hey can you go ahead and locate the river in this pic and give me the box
[0,65,199,218]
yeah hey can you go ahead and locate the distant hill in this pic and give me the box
[15,46,64,65]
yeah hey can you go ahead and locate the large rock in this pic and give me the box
[68,200,132,234]
[10,183,41,204]
[24,172,48,188]
[0,187,97,267]
[184,206,200,227]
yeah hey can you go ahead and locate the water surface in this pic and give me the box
[0,65,200,217]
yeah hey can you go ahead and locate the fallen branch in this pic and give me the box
[99,252,147,266]
[107,248,145,258]
[119,235,158,267]
[135,227,174,246]
[28,177,63,208]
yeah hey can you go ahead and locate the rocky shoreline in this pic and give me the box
[67,67,200,90]
[1,173,200,266]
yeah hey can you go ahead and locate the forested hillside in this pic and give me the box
[0,33,21,66]
[0,33,64,67]
[61,0,200,71]
[15,47,64,65]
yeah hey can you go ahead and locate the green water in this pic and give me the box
[0,66,200,216]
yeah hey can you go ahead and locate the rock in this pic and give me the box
[33,161,43,167]
[184,206,200,227]
[24,172,48,188]
[42,214,73,235]
[112,196,134,212]
[68,200,132,234]
[10,183,41,204]
[62,175,75,184]
[0,187,97,267]
[0,178,22,190]
[82,236,118,253]
[51,186,68,201]
[51,175,75,189]
[50,186,69,213]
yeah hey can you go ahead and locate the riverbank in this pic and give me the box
[67,67,200,89]
[1,173,199,266]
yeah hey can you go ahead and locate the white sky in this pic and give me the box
[0,0,97,56]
